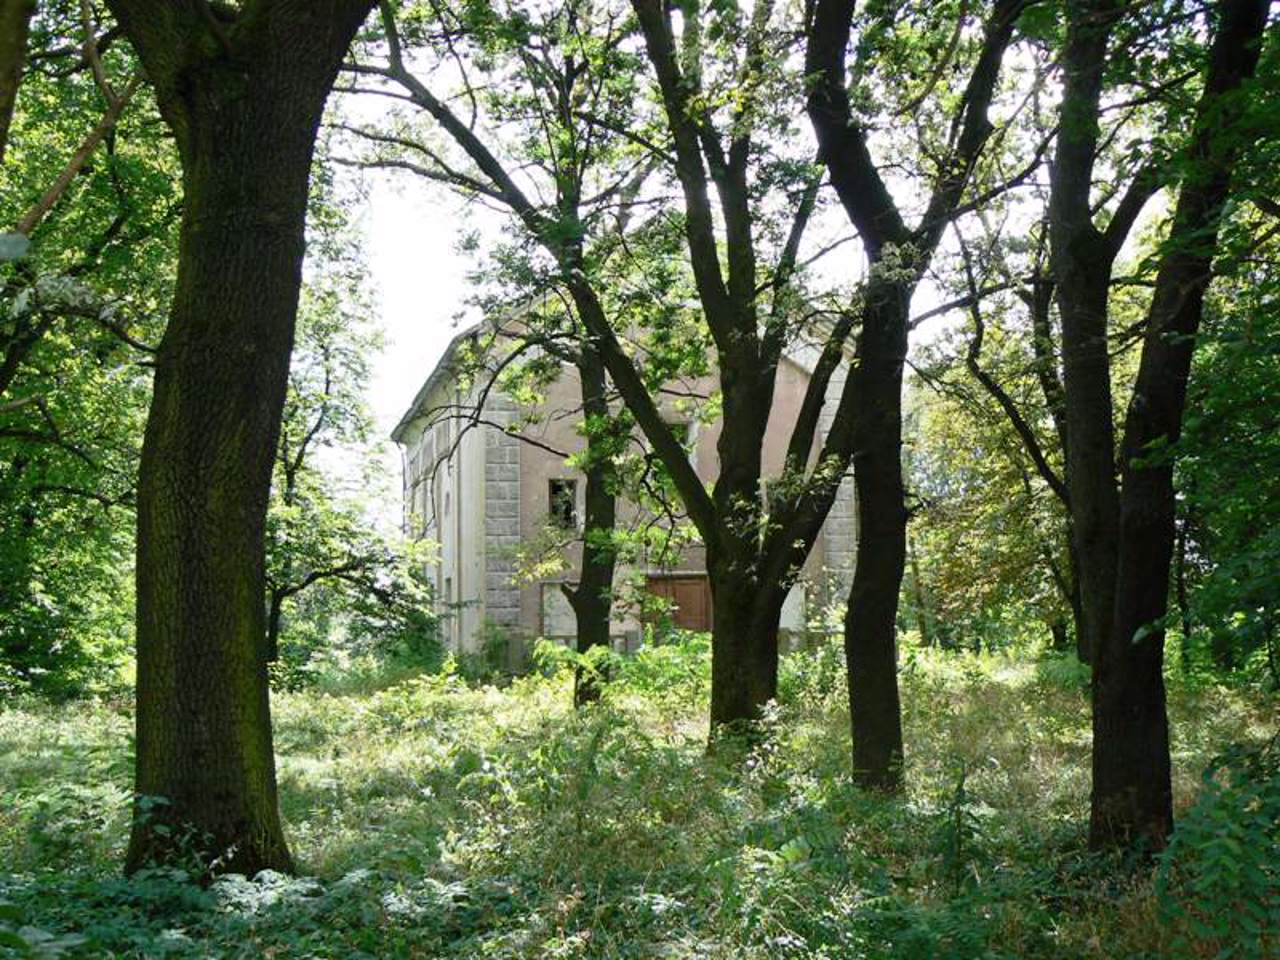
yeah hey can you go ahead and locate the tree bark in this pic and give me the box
[0,0,34,164]
[1048,0,1124,672]
[706,554,785,730]
[129,126,309,876]
[562,345,619,707]
[107,0,375,877]
[805,0,1023,789]
[1044,0,1267,850]
[1092,0,1268,849]
[843,283,909,790]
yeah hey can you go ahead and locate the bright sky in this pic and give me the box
[359,176,477,445]
[353,166,917,483]
[354,167,938,446]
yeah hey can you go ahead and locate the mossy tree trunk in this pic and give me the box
[105,0,375,877]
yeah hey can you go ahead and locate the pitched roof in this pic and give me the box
[390,313,852,445]
[389,320,482,444]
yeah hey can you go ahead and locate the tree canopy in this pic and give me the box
[0,0,1276,955]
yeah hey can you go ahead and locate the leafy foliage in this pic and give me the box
[1176,201,1280,682]
[264,190,439,686]
[1157,736,1280,959]
[0,6,178,697]
[0,640,1272,958]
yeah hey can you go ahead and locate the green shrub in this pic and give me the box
[0,645,1271,958]
[1157,735,1280,959]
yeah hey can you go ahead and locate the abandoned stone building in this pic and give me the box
[392,318,857,660]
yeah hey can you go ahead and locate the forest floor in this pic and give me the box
[0,639,1274,959]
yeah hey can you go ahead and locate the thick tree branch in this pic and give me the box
[958,239,1070,505]
[1101,159,1162,257]
[630,0,734,344]
[804,0,909,255]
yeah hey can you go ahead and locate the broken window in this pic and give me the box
[549,478,578,529]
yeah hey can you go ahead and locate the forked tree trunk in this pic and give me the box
[109,0,375,876]
[1045,0,1267,850]
[1092,0,1268,848]
[804,0,1022,791]
[844,284,909,790]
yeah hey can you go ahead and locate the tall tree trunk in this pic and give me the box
[129,134,308,875]
[708,348,780,728]
[1093,0,1268,849]
[844,284,909,790]
[805,0,1022,790]
[108,0,375,877]
[563,346,618,707]
[0,0,34,164]
[707,555,784,730]
[1049,1,1124,672]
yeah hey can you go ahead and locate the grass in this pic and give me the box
[0,639,1274,958]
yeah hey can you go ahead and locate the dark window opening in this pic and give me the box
[549,478,578,529]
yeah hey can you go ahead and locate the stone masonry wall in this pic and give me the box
[819,362,858,599]
[483,392,522,638]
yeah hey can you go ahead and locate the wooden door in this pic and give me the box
[646,575,713,631]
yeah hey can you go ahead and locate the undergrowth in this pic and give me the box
[0,639,1273,958]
